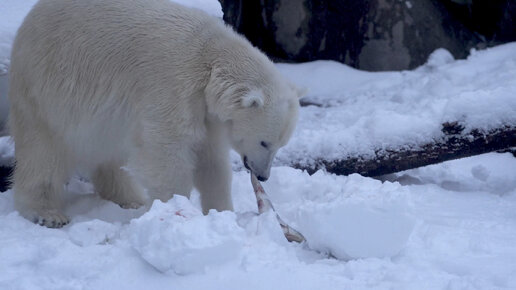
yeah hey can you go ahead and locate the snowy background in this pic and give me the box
[1,1,516,289]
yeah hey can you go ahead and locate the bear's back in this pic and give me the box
[14,0,215,74]
[8,0,228,160]
[10,0,221,115]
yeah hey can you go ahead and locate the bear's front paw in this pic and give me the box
[32,211,70,228]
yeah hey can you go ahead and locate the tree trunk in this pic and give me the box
[290,123,516,177]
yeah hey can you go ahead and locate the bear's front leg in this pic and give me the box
[193,122,233,214]
[12,126,71,228]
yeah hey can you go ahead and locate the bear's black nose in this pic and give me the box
[257,175,267,182]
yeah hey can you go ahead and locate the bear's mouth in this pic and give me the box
[243,155,251,171]
[243,155,268,182]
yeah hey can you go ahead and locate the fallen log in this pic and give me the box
[0,124,514,192]
[291,123,516,177]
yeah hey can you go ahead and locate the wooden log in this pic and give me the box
[291,123,516,177]
[0,124,513,190]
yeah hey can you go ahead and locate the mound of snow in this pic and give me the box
[425,48,455,68]
[299,176,415,259]
[258,169,416,260]
[299,198,415,259]
[126,196,245,275]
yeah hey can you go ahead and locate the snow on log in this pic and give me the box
[291,123,516,177]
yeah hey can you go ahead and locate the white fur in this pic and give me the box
[8,0,300,227]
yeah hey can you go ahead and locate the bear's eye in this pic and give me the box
[260,141,269,149]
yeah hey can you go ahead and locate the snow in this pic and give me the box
[0,0,38,127]
[1,150,516,289]
[1,1,516,289]
[294,172,416,260]
[0,136,14,166]
[171,0,223,18]
[127,197,245,274]
[0,0,38,75]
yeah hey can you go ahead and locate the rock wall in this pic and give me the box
[219,0,514,71]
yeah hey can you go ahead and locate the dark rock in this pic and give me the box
[439,0,516,43]
[356,0,479,70]
[0,165,12,192]
[219,0,501,71]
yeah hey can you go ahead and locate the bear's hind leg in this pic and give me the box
[12,131,71,228]
[92,162,145,209]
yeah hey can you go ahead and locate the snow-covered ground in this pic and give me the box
[1,1,516,289]
[1,145,515,289]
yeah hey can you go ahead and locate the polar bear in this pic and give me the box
[8,0,301,227]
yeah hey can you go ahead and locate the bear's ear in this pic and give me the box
[241,91,264,108]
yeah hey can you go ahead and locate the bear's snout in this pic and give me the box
[243,155,270,182]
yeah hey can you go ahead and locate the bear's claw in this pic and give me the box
[33,211,70,228]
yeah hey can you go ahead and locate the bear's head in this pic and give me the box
[205,65,303,181]
[229,85,301,181]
